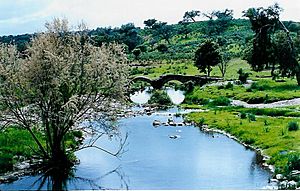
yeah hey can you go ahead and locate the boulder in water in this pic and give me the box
[153,120,161,126]
[169,135,181,139]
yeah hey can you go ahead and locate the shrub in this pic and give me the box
[249,82,267,91]
[130,67,143,76]
[132,48,141,59]
[199,117,205,126]
[0,153,13,173]
[247,113,256,121]
[240,111,247,119]
[237,68,249,84]
[287,121,299,131]
[210,96,230,106]
[286,153,300,172]
[244,137,255,145]
[225,82,234,89]
[148,90,172,106]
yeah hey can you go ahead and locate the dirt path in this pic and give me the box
[231,98,300,108]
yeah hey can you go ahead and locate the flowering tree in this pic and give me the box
[0,19,129,172]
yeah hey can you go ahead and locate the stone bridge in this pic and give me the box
[130,74,223,89]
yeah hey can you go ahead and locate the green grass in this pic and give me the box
[185,78,300,104]
[186,110,300,174]
[210,58,271,80]
[0,126,43,173]
[130,61,201,79]
[130,58,272,81]
[0,126,83,174]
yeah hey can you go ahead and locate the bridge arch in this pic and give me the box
[130,74,222,89]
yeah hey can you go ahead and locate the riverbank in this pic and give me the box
[185,109,300,189]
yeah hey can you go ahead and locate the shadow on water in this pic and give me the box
[28,165,129,190]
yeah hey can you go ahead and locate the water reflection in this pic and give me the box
[130,88,151,104]
[130,87,185,105]
[14,165,129,190]
[30,168,74,191]
[166,88,185,105]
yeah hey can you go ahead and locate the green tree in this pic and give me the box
[244,4,300,84]
[156,43,168,53]
[144,18,157,28]
[182,10,201,23]
[119,23,143,51]
[194,40,221,76]
[177,21,192,39]
[203,9,233,35]
[151,21,174,45]
[218,51,231,77]
[0,19,129,173]
[132,48,141,59]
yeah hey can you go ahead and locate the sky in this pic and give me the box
[0,0,300,36]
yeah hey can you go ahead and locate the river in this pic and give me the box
[0,88,271,190]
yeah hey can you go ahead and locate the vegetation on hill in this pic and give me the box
[1,3,300,188]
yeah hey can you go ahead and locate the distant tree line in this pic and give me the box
[1,6,300,77]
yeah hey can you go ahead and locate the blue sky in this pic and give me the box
[0,0,299,36]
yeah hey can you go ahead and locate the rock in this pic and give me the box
[291,170,300,176]
[144,107,151,113]
[168,117,174,123]
[276,174,284,180]
[15,161,30,170]
[176,130,182,133]
[152,120,161,126]
[0,175,19,183]
[169,135,181,139]
[263,156,270,161]
[168,121,176,126]
[264,185,278,190]
[279,180,288,189]
[177,123,184,126]
[287,180,297,189]
[268,165,275,172]
[270,179,279,183]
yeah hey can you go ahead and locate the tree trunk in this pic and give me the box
[295,63,300,85]
[48,135,73,170]
[207,67,211,77]
[166,38,171,45]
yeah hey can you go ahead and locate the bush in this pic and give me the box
[237,68,249,84]
[130,67,143,76]
[225,82,233,89]
[198,117,205,126]
[183,80,195,92]
[287,121,299,131]
[210,96,230,106]
[249,82,266,91]
[247,113,256,121]
[148,90,172,106]
[285,153,300,174]
[0,153,13,173]
[240,111,247,119]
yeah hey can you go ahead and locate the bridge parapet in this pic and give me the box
[130,74,223,89]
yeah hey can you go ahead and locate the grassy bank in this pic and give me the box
[185,109,300,176]
[130,58,272,80]
[185,79,300,104]
[0,126,83,174]
[0,126,42,173]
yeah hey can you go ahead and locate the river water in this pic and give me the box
[0,88,271,190]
